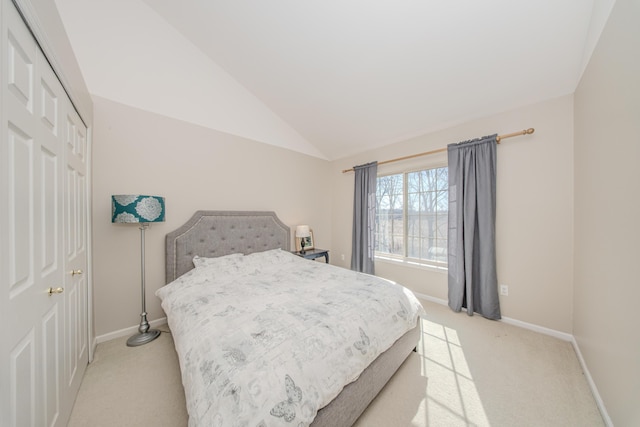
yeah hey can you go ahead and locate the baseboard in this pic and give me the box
[499,316,573,342]
[95,317,168,344]
[413,291,572,341]
[414,292,448,307]
[90,337,98,362]
[570,336,613,426]
[414,291,611,425]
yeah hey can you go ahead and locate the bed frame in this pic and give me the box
[165,210,419,426]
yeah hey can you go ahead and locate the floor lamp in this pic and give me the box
[112,195,165,347]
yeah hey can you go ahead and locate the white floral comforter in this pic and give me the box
[156,249,424,427]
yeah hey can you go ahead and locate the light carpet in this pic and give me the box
[68,300,604,426]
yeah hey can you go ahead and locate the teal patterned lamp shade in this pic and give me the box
[111,195,165,223]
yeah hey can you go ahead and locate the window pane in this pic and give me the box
[437,167,448,191]
[391,233,404,255]
[436,190,447,211]
[437,216,448,239]
[424,169,436,192]
[406,236,417,258]
[407,172,419,194]
[376,174,403,255]
[376,168,447,265]
[407,193,419,214]
[422,192,436,213]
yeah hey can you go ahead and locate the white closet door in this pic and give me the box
[62,102,89,422]
[0,0,88,425]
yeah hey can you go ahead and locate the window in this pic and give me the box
[375,167,448,267]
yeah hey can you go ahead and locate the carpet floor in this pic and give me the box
[68,299,605,426]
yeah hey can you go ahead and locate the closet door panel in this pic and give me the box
[42,304,61,425]
[6,9,36,299]
[7,125,34,296]
[1,1,76,425]
[40,146,58,276]
[64,108,88,402]
[4,9,42,426]
[7,30,33,112]
[10,330,36,427]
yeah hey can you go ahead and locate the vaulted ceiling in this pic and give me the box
[56,0,614,160]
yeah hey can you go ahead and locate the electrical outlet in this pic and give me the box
[341,254,345,261]
[500,284,509,296]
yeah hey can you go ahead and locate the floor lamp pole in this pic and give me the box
[126,223,161,347]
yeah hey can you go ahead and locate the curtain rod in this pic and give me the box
[341,128,535,173]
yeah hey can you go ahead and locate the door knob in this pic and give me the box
[48,287,64,296]
[71,269,83,276]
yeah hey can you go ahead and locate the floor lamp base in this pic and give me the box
[126,329,161,347]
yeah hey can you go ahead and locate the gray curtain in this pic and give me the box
[351,161,377,274]
[447,135,501,319]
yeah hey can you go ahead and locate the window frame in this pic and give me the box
[375,164,449,269]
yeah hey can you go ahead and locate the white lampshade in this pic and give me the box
[295,225,310,238]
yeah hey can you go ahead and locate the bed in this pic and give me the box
[159,211,424,426]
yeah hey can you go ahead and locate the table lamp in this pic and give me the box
[296,225,311,254]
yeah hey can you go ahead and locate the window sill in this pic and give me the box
[375,255,448,274]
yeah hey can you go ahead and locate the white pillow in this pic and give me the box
[243,248,298,268]
[192,253,243,269]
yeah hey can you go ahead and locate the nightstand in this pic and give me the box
[292,248,329,263]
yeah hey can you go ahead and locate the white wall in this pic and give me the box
[331,95,575,333]
[573,0,640,424]
[91,96,332,336]
[93,93,578,336]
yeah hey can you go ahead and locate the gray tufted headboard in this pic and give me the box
[165,210,291,283]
